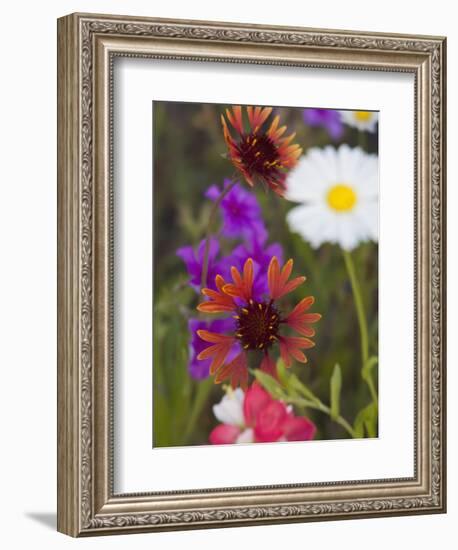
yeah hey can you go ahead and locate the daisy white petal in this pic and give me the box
[285,145,379,251]
[340,110,378,133]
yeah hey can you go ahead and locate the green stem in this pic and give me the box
[183,378,214,444]
[287,395,357,438]
[332,414,358,439]
[343,250,369,366]
[200,179,238,289]
[365,374,378,405]
[342,249,377,404]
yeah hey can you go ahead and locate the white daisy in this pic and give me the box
[285,145,378,251]
[340,110,378,133]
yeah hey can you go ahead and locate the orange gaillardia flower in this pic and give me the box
[221,106,303,197]
[196,257,321,389]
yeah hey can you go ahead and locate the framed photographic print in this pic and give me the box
[57,13,446,536]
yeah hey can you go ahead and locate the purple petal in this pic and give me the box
[326,118,344,140]
[204,180,267,243]
[197,237,220,263]
[177,238,221,291]
[204,184,220,202]
[265,242,284,265]
[176,245,196,266]
[303,108,343,141]
[246,220,268,246]
[176,245,200,284]
[303,108,323,125]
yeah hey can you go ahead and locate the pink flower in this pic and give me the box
[209,383,316,444]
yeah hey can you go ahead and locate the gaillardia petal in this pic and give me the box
[196,257,321,388]
[221,105,302,196]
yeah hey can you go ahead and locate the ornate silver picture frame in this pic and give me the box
[57,12,446,536]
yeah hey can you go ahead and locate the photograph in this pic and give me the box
[54,11,446,537]
[153,102,380,447]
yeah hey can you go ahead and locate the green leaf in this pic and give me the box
[253,369,286,400]
[330,364,342,420]
[260,359,320,407]
[287,373,320,405]
[362,356,378,382]
[276,359,289,386]
[183,377,214,444]
[353,402,378,438]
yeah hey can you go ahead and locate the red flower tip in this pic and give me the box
[196,330,236,375]
[268,257,305,300]
[197,274,235,313]
[196,255,320,388]
[214,353,249,389]
[221,105,302,196]
[279,336,315,368]
[223,258,254,301]
[285,296,322,337]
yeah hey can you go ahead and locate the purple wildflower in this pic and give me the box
[176,238,227,292]
[188,318,239,379]
[205,179,267,243]
[302,108,343,140]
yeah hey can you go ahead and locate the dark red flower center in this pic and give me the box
[235,299,281,350]
[236,133,280,176]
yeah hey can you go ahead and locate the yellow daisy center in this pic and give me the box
[354,111,372,122]
[327,184,357,212]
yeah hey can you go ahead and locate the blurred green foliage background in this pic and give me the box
[153,101,378,447]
